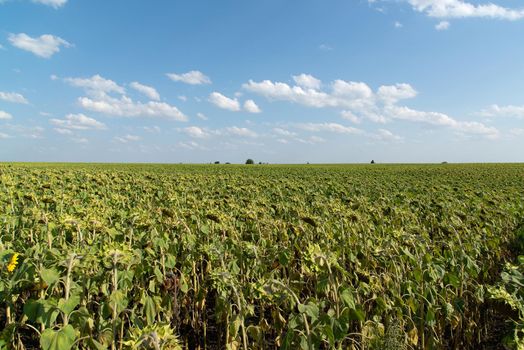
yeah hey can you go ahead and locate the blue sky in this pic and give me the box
[1,0,523,163]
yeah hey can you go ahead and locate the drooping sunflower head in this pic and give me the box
[7,253,20,273]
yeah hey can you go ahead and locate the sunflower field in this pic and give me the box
[1,163,524,349]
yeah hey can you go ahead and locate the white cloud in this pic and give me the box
[244,79,336,108]
[166,70,211,85]
[510,128,524,136]
[130,82,160,101]
[64,74,187,121]
[341,110,361,124]
[178,95,188,102]
[332,80,374,99]
[377,83,418,104]
[245,75,498,139]
[54,128,73,135]
[32,0,67,8]
[389,105,499,137]
[244,99,262,113]
[293,74,322,90]
[319,44,333,51]
[177,141,206,150]
[225,126,258,138]
[0,91,28,104]
[197,112,208,120]
[435,21,450,30]
[454,121,499,138]
[78,95,187,121]
[406,0,524,20]
[64,75,125,95]
[307,135,325,144]
[0,111,13,120]
[143,126,161,133]
[209,92,241,111]
[114,134,141,143]
[273,128,297,137]
[478,104,524,119]
[50,113,106,130]
[297,122,362,134]
[8,33,71,58]
[373,129,403,142]
[0,132,9,139]
[182,126,210,139]
[394,21,403,28]
[385,105,456,126]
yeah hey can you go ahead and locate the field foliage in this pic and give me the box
[1,163,524,349]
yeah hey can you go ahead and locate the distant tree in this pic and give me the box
[246,159,255,165]
[225,162,231,164]
[441,161,448,164]
[371,160,375,164]
[214,161,220,164]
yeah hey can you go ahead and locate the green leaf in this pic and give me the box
[425,308,436,327]
[41,268,60,286]
[109,290,128,315]
[58,295,80,315]
[348,305,366,322]
[24,299,43,322]
[144,295,156,325]
[40,325,76,350]
[298,302,319,322]
[341,289,355,309]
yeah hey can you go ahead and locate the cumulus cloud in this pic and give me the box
[273,128,297,137]
[244,99,262,113]
[63,74,187,121]
[182,126,210,139]
[340,110,361,124]
[377,83,418,104]
[177,141,206,150]
[114,134,141,143]
[372,129,404,142]
[435,21,450,30]
[50,113,106,130]
[293,74,322,90]
[130,82,160,101]
[8,33,71,58]
[32,0,67,8]
[166,70,211,85]
[406,0,524,20]
[478,104,524,119]
[225,126,258,138]
[143,126,161,133]
[54,128,73,135]
[5,125,45,139]
[296,122,362,134]
[0,132,9,139]
[64,75,125,96]
[385,105,456,126]
[197,112,208,120]
[0,91,28,104]
[78,95,187,121]
[209,92,241,111]
[0,111,13,120]
[244,74,498,139]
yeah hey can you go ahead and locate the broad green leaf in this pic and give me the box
[40,325,76,350]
